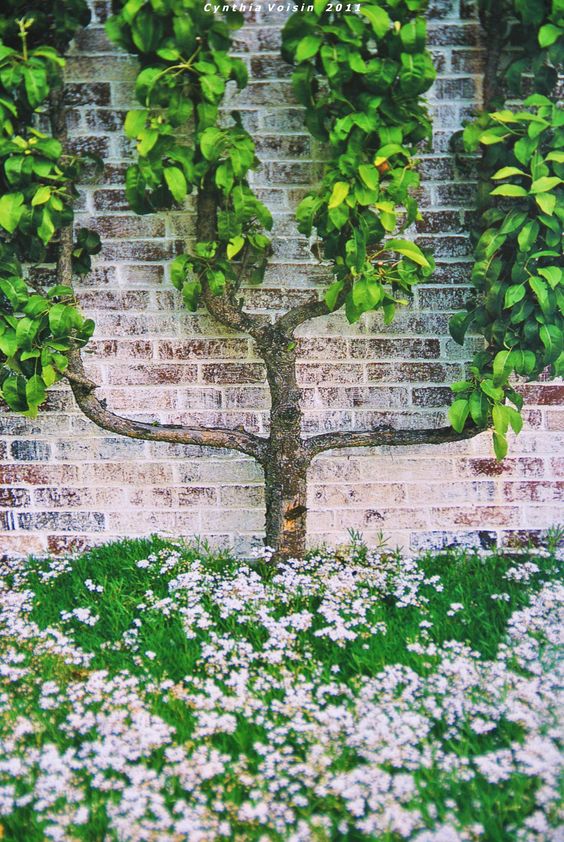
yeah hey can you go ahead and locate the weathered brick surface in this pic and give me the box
[0,0,562,557]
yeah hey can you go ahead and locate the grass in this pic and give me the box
[0,534,562,841]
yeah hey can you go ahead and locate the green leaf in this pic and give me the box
[517,219,539,252]
[324,280,344,311]
[31,186,51,207]
[531,176,562,193]
[124,109,147,138]
[200,74,225,102]
[492,349,513,386]
[352,278,383,310]
[0,193,24,234]
[200,127,225,161]
[385,239,430,269]
[448,398,470,433]
[545,151,564,163]
[499,210,528,235]
[227,235,245,259]
[37,209,55,245]
[22,66,48,108]
[504,284,526,308]
[469,390,489,427]
[170,254,190,289]
[138,128,160,156]
[358,163,379,190]
[538,23,561,47]
[328,181,350,210]
[507,406,523,435]
[182,281,202,313]
[359,5,391,38]
[492,403,509,436]
[449,311,472,345]
[164,166,187,202]
[537,266,561,289]
[26,374,46,411]
[1,375,27,412]
[295,35,322,62]
[490,184,528,197]
[0,330,17,357]
[493,431,508,461]
[535,193,556,215]
[492,166,527,179]
[540,324,562,363]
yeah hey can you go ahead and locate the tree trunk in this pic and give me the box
[264,440,309,560]
[257,326,310,561]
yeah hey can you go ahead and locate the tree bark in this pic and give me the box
[256,326,310,560]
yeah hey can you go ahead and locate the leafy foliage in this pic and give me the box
[0,14,97,417]
[281,0,436,323]
[478,0,563,98]
[106,0,273,311]
[449,1,563,457]
[0,0,90,52]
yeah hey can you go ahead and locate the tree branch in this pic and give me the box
[304,425,484,457]
[49,85,268,464]
[196,184,266,340]
[275,282,349,336]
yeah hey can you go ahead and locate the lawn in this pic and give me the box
[0,534,562,841]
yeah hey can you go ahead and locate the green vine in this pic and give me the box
[448,3,563,458]
[106,0,273,310]
[0,7,99,417]
[478,0,563,98]
[281,0,436,323]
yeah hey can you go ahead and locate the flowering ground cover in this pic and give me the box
[0,536,562,842]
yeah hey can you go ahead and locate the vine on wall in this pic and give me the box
[0,3,98,417]
[281,0,436,323]
[106,0,273,311]
[449,0,563,458]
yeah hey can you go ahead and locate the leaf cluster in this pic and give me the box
[106,0,273,310]
[282,0,436,323]
[0,13,98,416]
[478,0,563,98]
[449,97,563,459]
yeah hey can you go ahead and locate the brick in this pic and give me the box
[502,482,564,503]
[157,339,250,360]
[0,464,80,485]
[19,512,106,532]
[351,338,441,359]
[83,215,166,239]
[178,487,218,506]
[46,535,94,554]
[520,384,564,406]
[410,530,497,551]
[430,506,519,528]
[64,82,111,106]
[11,441,51,462]
[0,488,31,508]
[93,189,129,212]
[200,363,265,385]
[33,487,97,508]
[367,362,461,383]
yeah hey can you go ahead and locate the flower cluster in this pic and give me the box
[0,541,561,840]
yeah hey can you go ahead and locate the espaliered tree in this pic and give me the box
[0,0,561,560]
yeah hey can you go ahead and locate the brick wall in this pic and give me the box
[0,0,562,557]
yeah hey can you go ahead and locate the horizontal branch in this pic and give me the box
[66,350,267,461]
[304,424,485,457]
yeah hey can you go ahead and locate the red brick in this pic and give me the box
[200,363,265,385]
[105,364,197,386]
